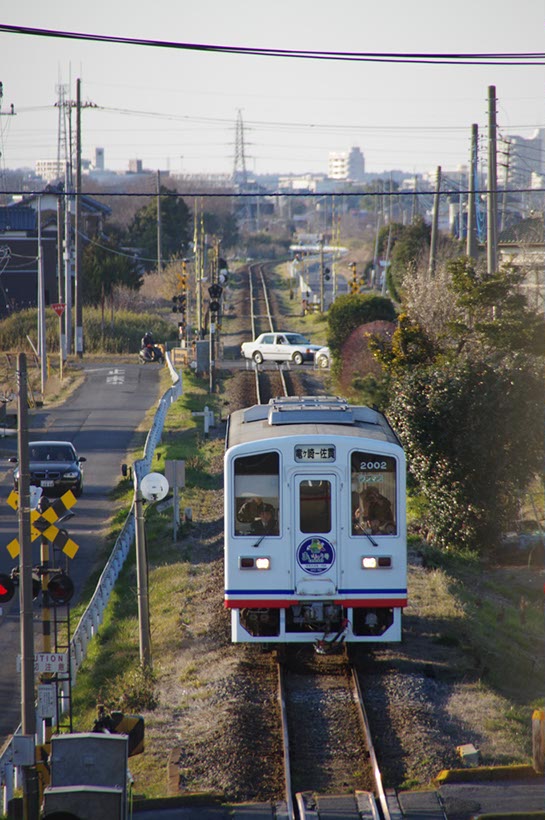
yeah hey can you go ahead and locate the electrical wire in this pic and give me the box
[0,24,544,65]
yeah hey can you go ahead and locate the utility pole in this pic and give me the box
[0,82,16,119]
[56,195,65,378]
[63,161,73,356]
[466,124,479,259]
[428,166,441,276]
[319,235,325,313]
[37,197,46,397]
[487,85,498,276]
[134,474,152,669]
[499,137,511,234]
[74,79,83,358]
[156,170,162,273]
[17,354,40,819]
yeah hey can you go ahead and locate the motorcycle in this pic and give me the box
[139,343,164,364]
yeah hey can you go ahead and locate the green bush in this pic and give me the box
[0,308,177,354]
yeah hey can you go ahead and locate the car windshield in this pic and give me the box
[284,334,310,345]
[30,445,74,462]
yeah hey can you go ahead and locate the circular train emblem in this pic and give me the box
[296,537,336,575]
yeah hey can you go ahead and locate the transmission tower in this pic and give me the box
[56,83,77,187]
[232,109,248,188]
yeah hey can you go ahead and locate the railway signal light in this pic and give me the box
[208,283,223,299]
[172,295,186,313]
[209,300,221,313]
[0,573,15,603]
[47,572,75,605]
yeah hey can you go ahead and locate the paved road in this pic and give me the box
[0,360,162,743]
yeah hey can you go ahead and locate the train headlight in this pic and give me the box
[239,556,271,570]
[256,557,271,570]
[362,556,392,569]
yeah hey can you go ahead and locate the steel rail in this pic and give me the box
[350,663,391,820]
[277,658,296,820]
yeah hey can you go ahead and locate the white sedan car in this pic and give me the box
[315,346,331,369]
[241,332,322,365]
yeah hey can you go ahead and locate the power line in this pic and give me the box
[1,24,545,65]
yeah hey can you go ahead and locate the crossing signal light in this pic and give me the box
[172,295,186,313]
[47,572,74,605]
[0,573,15,603]
[208,283,223,299]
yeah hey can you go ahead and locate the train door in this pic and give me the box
[293,475,338,596]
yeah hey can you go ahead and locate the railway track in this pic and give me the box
[247,262,290,404]
[275,647,390,820]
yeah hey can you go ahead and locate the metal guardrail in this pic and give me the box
[0,353,183,812]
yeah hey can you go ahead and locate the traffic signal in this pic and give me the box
[0,573,15,603]
[208,283,223,300]
[47,572,74,606]
[172,295,186,314]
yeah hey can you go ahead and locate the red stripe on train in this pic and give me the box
[224,598,407,609]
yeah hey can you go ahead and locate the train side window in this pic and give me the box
[299,480,331,533]
[234,451,280,536]
[351,451,397,536]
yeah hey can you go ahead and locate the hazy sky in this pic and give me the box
[1,0,544,179]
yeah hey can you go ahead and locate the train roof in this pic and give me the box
[226,396,401,449]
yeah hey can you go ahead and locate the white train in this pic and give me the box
[224,396,407,645]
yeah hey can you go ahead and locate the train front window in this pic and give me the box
[299,480,332,533]
[234,451,280,536]
[351,452,397,536]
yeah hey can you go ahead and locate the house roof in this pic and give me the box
[0,206,36,232]
[9,184,112,218]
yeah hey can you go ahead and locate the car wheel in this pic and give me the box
[318,354,329,369]
[292,352,304,365]
[253,351,264,364]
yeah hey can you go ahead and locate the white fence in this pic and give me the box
[0,353,183,813]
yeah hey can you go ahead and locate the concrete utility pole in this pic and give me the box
[428,166,441,276]
[37,197,46,398]
[17,354,40,819]
[466,124,479,259]
[487,85,498,276]
[500,138,511,234]
[134,474,152,669]
[157,170,162,273]
[319,235,325,312]
[74,79,83,358]
[64,160,73,357]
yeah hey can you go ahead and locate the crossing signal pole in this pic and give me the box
[349,262,358,295]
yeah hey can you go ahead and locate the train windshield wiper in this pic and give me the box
[252,535,266,549]
[363,531,378,547]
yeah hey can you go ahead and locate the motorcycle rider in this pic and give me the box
[140,331,163,363]
[141,330,154,348]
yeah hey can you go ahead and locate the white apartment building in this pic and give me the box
[328,146,365,181]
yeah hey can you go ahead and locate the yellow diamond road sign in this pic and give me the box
[5,490,79,559]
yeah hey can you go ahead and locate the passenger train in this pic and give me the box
[224,396,407,644]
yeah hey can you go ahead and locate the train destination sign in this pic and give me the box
[294,445,335,463]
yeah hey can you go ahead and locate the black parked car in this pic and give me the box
[10,440,86,498]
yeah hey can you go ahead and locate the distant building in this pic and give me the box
[35,159,65,183]
[128,159,143,174]
[328,147,366,181]
[95,147,105,171]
